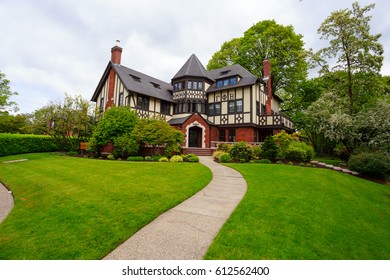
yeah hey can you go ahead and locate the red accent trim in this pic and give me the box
[106,68,115,110]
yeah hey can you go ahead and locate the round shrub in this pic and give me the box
[187,154,199,162]
[220,153,232,163]
[252,145,262,159]
[170,155,183,162]
[288,141,315,161]
[230,141,252,162]
[159,157,169,162]
[348,152,390,178]
[285,146,307,162]
[261,136,278,161]
[213,150,225,161]
[107,154,115,160]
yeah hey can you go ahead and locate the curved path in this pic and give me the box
[104,156,247,260]
[0,182,14,224]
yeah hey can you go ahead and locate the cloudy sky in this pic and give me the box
[1,0,389,113]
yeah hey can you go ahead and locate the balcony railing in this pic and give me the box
[258,113,294,130]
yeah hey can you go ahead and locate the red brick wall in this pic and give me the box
[236,127,256,142]
[105,68,115,110]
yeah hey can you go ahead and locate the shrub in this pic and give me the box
[187,154,199,162]
[213,150,225,161]
[127,156,144,161]
[0,133,59,156]
[261,136,278,161]
[259,159,272,164]
[67,151,78,156]
[217,143,231,152]
[220,153,231,163]
[230,141,252,162]
[170,155,183,162]
[273,130,293,158]
[285,146,307,162]
[159,157,169,162]
[252,145,262,159]
[348,152,390,178]
[107,154,115,160]
[112,134,139,159]
[288,141,315,162]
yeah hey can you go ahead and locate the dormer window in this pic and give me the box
[220,70,231,76]
[150,82,161,89]
[216,76,238,88]
[130,74,141,82]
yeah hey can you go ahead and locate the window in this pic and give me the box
[188,81,192,89]
[192,81,198,90]
[228,99,243,114]
[219,129,226,141]
[118,92,124,106]
[174,82,184,91]
[216,76,238,88]
[137,95,149,110]
[214,102,221,115]
[208,104,214,115]
[228,100,235,113]
[151,82,161,89]
[161,101,171,115]
[198,81,203,90]
[236,99,243,112]
[228,129,236,142]
[99,97,104,112]
[130,74,141,82]
[229,77,237,85]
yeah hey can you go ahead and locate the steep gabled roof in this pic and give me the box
[91,62,173,102]
[172,54,212,80]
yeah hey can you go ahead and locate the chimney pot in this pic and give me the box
[111,42,123,64]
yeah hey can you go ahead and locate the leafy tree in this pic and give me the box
[131,118,184,156]
[0,112,33,134]
[260,136,278,161]
[0,71,18,113]
[89,106,138,154]
[33,93,95,151]
[207,20,308,94]
[315,2,383,114]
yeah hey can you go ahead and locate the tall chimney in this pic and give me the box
[111,40,122,64]
[263,59,272,115]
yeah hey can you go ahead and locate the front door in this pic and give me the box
[189,126,202,147]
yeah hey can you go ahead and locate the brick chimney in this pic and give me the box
[111,40,122,64]
[106,41,122,110]
[263,59,272,115]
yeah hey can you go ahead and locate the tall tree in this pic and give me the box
[33,93,95,151]
[207,20,308,94]
[316,2,383,114]
[0,71,18,113]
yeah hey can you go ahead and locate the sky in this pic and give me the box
[1,0,389,114]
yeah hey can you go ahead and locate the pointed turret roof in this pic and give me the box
[172,54,212,80]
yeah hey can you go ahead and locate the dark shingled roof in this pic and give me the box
[168,116,190,125]
[91,62,173,102]
[172,54,212,80]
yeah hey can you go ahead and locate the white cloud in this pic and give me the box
[1,0,389,113]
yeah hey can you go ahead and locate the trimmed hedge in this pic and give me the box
[348,152,390,178]
[0,134,59,156]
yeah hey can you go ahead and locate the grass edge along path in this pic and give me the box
[0,153,212,260]
[205,164,390,260]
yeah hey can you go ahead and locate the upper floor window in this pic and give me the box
[99,97,104,112]
[137,95,149,110]
[208,102,221,115]
[174,81,184,91]
[118,92,124,106]
[161,101,171,115]
[228,99,243,114]
[216,76,238,88]
[187,81,203,90]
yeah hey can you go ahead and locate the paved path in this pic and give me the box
[0,182,14,224]
[104,156,247,260]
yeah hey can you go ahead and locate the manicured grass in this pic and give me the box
[314,157,344,166]
[0,153,212,259]
[205,164,390,260]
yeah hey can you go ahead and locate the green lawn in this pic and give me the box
[0,153,212,259]
[205,164,390,260]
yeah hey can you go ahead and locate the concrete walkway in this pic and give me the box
[103,156,247,260]
[0,182,14,224]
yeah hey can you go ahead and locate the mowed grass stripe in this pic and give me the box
[205,164,390,260]
[0,153,212,259]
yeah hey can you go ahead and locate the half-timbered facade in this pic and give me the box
[91,43,294,149]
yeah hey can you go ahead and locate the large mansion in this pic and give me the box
[91,44,293,149]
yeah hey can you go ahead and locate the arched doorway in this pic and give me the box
[188,126,202,147]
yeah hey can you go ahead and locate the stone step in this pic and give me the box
[183,148,215,156]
